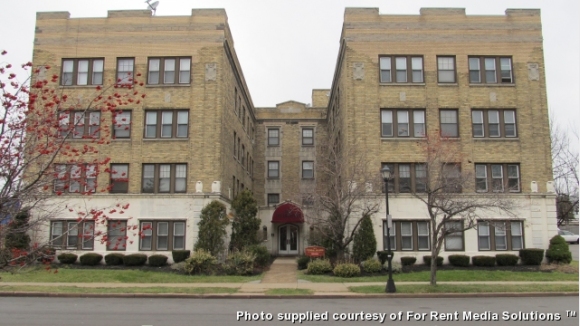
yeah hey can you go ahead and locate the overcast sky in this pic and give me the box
[1,0,578,129]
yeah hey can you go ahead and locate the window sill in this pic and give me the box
[59,85,103,89]
[379,83,426,86]
[469,83,516,87]
[437,83,458,87]
[145,84,191,88]
[142,138,190,141]
[381,137,427,141]
[472,137,519,141]
[111,138,132,141]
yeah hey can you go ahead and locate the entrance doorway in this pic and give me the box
[279,224,299,255]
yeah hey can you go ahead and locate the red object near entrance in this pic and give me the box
[304,246,325,258]
[271,202,304,223]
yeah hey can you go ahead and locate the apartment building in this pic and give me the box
[32,7,556,261]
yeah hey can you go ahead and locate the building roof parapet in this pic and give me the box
[36,12,70,20]
[107,10,152,18]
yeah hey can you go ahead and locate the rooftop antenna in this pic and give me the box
[145,0,159,15]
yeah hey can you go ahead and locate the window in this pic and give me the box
[475,164,520,193]
[113,111,131,139]
[443,163,462,193]
[302,194,314,207]
[302,128,314,146]
[381,163,427,193]
[108,220,127,251]
[381,109,426,138]
[147,57,191,84]
[50,220,95,250]
[444,220,464,251]
[53,164,97,193]
[268,161,279,179]
[468,56,513,84]
[110,164,129,193]
[439,110,458,137]
[437,56,456,83]
[267,193,280,205]
[58,111,101,138]
[61,58,103,86]
[268,128,279,146]
[383,221,430,251]
[379,56,423,83]
[116,58,134,85]
[471,109,517,138]
[142,164,187,193]
[144,110,189,138]
[302,161,314,179]
[478,221,523,251]
[139,221,185,251]
[233,132,237,158]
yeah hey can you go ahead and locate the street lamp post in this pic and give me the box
[381,165,396,293]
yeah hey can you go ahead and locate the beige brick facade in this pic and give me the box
[32,7,556,259]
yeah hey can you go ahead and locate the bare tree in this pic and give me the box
[408,133,517,286]
[551,119,579,226]
[0,51,143,269]
[301,137,382,260]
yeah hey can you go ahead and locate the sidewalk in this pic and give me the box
[0,257,578,298]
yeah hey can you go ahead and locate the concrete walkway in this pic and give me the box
[260,256,298,283]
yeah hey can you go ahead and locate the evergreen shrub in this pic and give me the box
[57,253,77,264]
[496,254,519,266]
[172,250,190,263]
[123,253,147,267]
[545,235,572,264]
[148,254,168,267]
[105,253,125,265]
[333,263,361,277]
[519,248,544,265]
[79,253,102,266]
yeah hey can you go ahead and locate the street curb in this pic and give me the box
[0,291,577,299]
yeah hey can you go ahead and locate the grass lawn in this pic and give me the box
[0,267,261,283]
[265,288,314,295]
[350,283,579,294]
[298,269,579,283]
[0,285,237,295]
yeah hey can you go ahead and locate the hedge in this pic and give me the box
[306,259,332,275]
[172,250,190,263]
[472,255,496,267]
[148,254,168,267]
[247,245,270,267]
[545,235,572,264]
[400,256,417,266]
[123,253,148,267]
[422,255,443,266]
[496,254,519,266]
[448,254,470,267]
[333,263,361,277]
[361,259,382,273]
[376,250,394,265]
[296,256,311,270]
[519,248,544,265]
[79,253,103,266]
[105,253,125,265]
[57,253,77,264]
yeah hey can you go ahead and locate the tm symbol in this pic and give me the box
[566,310,577,317]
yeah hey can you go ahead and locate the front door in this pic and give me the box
[279,224,299,255]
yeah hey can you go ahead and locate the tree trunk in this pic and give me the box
[430,251,437,286]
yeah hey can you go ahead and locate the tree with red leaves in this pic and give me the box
[0,50,143,269]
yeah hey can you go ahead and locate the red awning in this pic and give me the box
[271,202,304,223]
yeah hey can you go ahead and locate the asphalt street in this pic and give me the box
[0,296,578,326]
